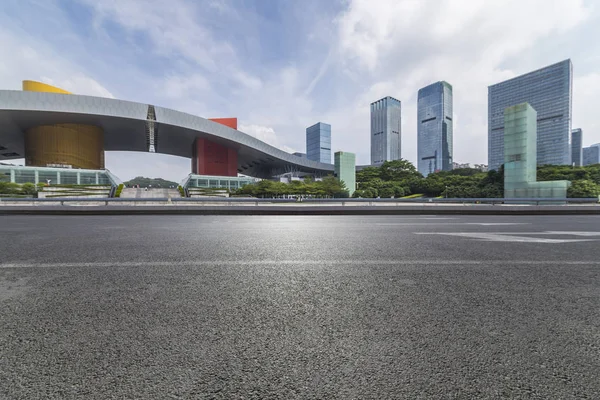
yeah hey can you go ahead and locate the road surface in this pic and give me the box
[1,215,599,399]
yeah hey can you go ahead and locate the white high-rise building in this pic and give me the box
[370,96,401,165]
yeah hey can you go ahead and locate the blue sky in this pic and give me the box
[2,0,600,181]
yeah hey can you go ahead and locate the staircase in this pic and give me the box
[120,188,181,198]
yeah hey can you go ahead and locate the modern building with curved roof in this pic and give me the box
[0,81,335,179]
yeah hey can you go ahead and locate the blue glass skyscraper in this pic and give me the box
[583,144,600,166]
[306,122,331,164]
[571,128,583,167]
[488,60,573,171]
[370,96,401,165]
[417,81,453,176]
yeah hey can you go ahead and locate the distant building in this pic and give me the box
[306,122,331,164]
[571,128,583,166]
[452,162,488,171]
[503,103,569,199]
[583,144,600,166]
[417,81,453,176]
[488,59,573,171]
[371,96,401,165]
[452,162,471,169]
[292,152,307,158]
[334,151,356,196]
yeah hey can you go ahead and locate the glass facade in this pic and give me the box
[184,174,258,190]
[571,128,583,167]
[417,81,453,176]
[503,103,569,199]
[371,96,401,165]
[306,122,331,164]
[583,145,600,166]
[0,165,115,185]
[488,59,572,171]
[334,151,356,196]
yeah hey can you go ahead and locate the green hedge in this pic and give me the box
[45,193,109,198]
[42,188,111,193]
[45,184,111,188]
[114,184,124,198]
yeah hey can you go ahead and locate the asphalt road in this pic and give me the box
[1,215,599,399]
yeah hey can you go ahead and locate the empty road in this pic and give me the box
[1,215,599,399]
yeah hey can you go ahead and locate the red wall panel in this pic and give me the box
[192,138,238,177]
[209,118,238,130]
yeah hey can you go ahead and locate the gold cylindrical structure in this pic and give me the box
[25,124,104,169]
[22,80,71,94]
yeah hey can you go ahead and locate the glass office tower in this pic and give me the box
[306,122,331,164]
[503,103,570,199]
[370,96,401,165]
[488,59,573,171]
[583,144,600,166]
[417,81,453,176]
[571,128,583,167]
[334,151,356,196]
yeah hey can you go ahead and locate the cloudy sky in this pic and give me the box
[2,0,599,181]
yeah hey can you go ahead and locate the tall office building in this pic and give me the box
[503,103,569,199]
[571,128,583,167]
[417,81,453,176]
[334,151,356,196]
[583,144,600,166]
[488,59,573,171]
[306,122,331,164]
[370,96,401,165]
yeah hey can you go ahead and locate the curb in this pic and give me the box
[1,205,600,216]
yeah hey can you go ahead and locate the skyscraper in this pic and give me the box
[503,103,570,199]
[334,151,356,196]
[306,122,331,164]
[370,96,401,165]
[583,144,600,166]
[417,81,453,176]
[571,128,583,167]
[488,59,573,171]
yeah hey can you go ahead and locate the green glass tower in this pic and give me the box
[334,151,356,196]
[504,103,570,198]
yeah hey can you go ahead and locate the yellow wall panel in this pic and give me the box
[25,124,104,169]
[22,80,71,94]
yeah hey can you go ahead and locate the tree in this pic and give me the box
[393,186,405,198]
[123,176,179,188]
[567,180,600,198]
[380,159,422,181]
[356,166,380,183]
[448,168,483,176]
[378,187,394,198]
[318,175,348,197]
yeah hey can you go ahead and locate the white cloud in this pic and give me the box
[573,72,600,146]
[239,124,296,154]
[2,0,599,182]
[81,0,238,74]
[333,0,591,165]
[0,27,112,97]
[163,74,210,99]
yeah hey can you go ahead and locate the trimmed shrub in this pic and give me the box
[114,184,124,198]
